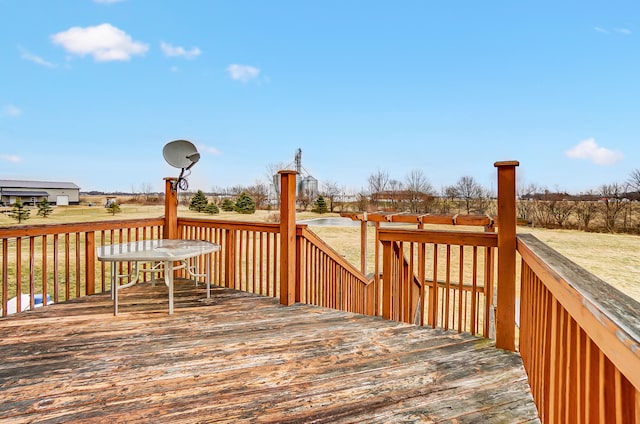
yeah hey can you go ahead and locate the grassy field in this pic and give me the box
[2,200,639,303]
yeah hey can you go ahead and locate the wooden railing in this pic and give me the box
[0,218,164,316]
[378,228,497,337]
[297,226,374,315]
[178,218,280,296]
[178,218,374,315]
[517,233,639,423]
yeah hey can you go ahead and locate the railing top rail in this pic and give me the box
[378,228,498,247]
[177,217,281,233]
[341,212,496,227]
[0,217,165,238]
[517,233,640,389]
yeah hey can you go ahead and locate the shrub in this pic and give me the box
[106,202,121,216]
[235,192,256,214]
[189,190,208,212]
[312,195,329,214]
[221,198,235,212]
[204,203,219,215]
[37,198,54,218]
[9,199,30,223]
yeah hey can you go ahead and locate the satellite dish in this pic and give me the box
[163,139,200,169]
[162,139,200,191]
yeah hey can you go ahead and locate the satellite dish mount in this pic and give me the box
[163,139,200,192]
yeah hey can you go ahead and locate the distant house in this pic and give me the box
[0,180,80,206]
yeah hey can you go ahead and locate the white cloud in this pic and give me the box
[0,154,22,163]
[200,145,222,155]
[566,138,623,165]
[3,104,22,117]
[18,46,57,68]
[160,42,201,59]
[226,64,260,82]
[51,23,148,62]
[614,28,632,35]
[595,27,632,35]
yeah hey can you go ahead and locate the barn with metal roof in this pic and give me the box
[0,180,80,206]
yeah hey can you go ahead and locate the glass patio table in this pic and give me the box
[97,239,220,315]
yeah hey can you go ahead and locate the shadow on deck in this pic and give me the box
[0,280,539,423]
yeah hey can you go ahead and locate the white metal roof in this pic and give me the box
[0,180,80,190]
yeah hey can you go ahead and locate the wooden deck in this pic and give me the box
[0,280,539,423]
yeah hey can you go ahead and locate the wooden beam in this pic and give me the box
[279,170,298,306]
[163,177,178,239]
[495,161,519,351]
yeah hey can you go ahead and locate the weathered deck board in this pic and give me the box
[0,280,539,423]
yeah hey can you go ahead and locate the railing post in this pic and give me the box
[279,170,298,306]
[360,213,367,274]
[164,177,178,239]
[495,161,519,351]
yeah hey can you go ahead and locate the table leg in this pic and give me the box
[206,253,211,298]
[165,261,174,314]
[113,262,118,316]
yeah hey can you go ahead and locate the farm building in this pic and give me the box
[0,179,80,206]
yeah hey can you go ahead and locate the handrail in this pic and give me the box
[178,217,280,233]
[378,228,498,247]
[0,218,165,237]
[517,233,640,422]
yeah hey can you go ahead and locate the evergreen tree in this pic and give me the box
[9,199,30,223]
[37,198,54,218]
[234,192,256,214]
[106,202,121,216]
[221,198,235,212]
[312,195,329,214]
[204,202,219,215]
[189,190,208,212]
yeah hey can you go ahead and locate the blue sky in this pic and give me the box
[1,0,638,195]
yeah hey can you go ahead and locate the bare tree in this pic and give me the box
[321,180,341,212]
[599,183,627,233]
[356,191,369,212]
[574,191,598,231]
[628,169,640,195]
[474,187,494,215]
[440,185,459,213]
[530,189,554,227]
[229,185,246,196]
[130,183,140,202]
[140,183,154,202]
[368,169,389,209]
[517,183,539,222]
[298,188,315,211]
[455,176,483,214]
[246,182,270,210]
[546,195,574,228]
[388,179,403,211]
[405,169,434,213]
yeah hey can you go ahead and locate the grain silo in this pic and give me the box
[272,148,318,199]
